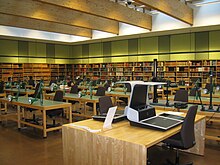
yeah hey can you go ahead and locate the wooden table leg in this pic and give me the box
[66,99,69,119]
[93,102,97,115]
[69,105,72,123]
[17,105,21,129]
[42,110,47,138]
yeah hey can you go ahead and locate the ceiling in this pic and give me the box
[0,0,217,42]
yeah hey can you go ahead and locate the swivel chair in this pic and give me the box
[99,96,113,114]
[163,105,198,165]
[86,86,105,113]
[46,90,64,127]
[69,85,81,114]
[174,89,188,111]
[118,83,131,105]
[25,83,41,124]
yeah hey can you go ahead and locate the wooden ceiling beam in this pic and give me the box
[0,13,92,38]
[135,0,193,25]
[0,0,119,34]
[36,0,152,30]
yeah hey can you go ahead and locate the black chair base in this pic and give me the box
[24,118,41,125]
[165,159,193,165]
[46,123,61,128]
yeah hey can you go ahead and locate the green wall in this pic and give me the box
[0,30,220,64]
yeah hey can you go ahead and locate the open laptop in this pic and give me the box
[92,106,126,123]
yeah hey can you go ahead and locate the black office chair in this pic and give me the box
[204,83,211,94]
[163,105,198,165]
[104,83,110,91]
[118,83,131,105]
[174,89,188,111]
[0,81,4,93]
[25,83,41,124]
[46,90,64,127]
[69,85,81,114]
[86,86,105,112]
[99,96,113,114]
[179,80,185,86]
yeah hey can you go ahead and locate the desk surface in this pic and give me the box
[46,93,101,102]
[0,96,71,110]
[4,88,35,95]
[167,95,220,105]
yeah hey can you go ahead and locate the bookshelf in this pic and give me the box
[72,60,220,85]
[0,60,219,86]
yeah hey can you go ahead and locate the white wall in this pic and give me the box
[193,3,220,26]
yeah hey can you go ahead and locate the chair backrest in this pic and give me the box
[99,96,113,114]
[104,83,110,91]
[180,105,198,149]
[179,80,185,86]
[54,90,64,102]
[33,83,41,98]
[174,89,188,102]
[125,83,131,92]
[0,81,4,93]
[70,85,78,94]
[205,83,211,92]
[95,86,105,96]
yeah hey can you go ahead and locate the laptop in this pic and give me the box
[92,107,126,123]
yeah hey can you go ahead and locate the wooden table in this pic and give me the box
[162,87,179,97]
[167,95,220,105]
[0,97,72,138]
[201,91,220,98]
[88,90,131,105]
[62,110,205,165]
[45,93,101,116]
[4,88,35,97]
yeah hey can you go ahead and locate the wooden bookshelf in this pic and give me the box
[0,60,219,86]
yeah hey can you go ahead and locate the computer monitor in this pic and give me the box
[130,84,147,110]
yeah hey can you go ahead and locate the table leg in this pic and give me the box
[17,105,21,129]
[69,105,72,123]
[93,102,97,115]
[42,110,47,138]
[66,99,69,119]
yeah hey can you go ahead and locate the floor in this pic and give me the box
[0,120,220,165]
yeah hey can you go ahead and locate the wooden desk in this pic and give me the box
[201,91,220,98]
[4,88,35,97]
[179,85,192,90]
[166,95,220,105]
[0,97,72,137]
[63,111,205,165]
[88,90,131,105]
[162,87,179,97]
[45,93,101,116]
